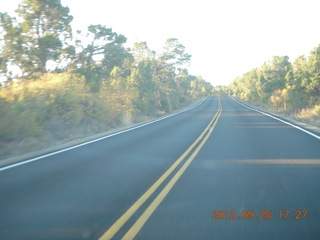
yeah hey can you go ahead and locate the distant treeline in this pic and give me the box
[227,46,320,124]
[0,0,212,156]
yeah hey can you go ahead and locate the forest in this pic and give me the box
[228,47,320,126]
[0,0,213,159]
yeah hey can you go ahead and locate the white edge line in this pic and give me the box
[230,96,320,140]
[0,97,209,172]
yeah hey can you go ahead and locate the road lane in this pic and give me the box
[1,95,320,240]
[134,96,320,240]
[113,98,222,240]
[0,97,219,239]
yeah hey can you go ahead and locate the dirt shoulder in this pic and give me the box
[233,96,320,136]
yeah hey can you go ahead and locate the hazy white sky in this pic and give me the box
[3,0,320,86]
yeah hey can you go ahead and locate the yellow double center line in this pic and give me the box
[99,96,222,240]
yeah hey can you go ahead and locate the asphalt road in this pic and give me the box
[1,96,320,240]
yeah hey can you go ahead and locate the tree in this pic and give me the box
[129,60,157,115]
[305,45,320,96]
[0,0,73,78]
[159,38,191,72]
[0,12,24,80]
[16,0,73,75]
[131,42,155,64]
[102,43,132,78]
[74,24,128,92]
[131,39,194,113]
[261,56,291,93]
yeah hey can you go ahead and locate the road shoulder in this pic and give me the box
[231,96,320,136]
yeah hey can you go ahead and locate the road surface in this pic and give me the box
[1,96,320,240]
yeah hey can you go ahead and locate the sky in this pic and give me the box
[2,0,320,86]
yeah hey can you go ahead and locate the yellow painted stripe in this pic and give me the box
[121,99,222,240]
[99,97,221,240]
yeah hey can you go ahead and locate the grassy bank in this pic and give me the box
[0,73,197,161]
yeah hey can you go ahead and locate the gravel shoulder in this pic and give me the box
[233,96,320,136]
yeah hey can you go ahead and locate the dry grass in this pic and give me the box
[0,73,121,160]
[0,72,197,161]
[295,105,320,126]
[235,96,320,129]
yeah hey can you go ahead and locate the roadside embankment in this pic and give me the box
[232,96,320,135]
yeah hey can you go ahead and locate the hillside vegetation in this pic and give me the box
[228,47,320,126]
[0,0,212,159]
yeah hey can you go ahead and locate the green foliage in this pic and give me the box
[212,86,229,95]
[0,1,213,158]
[0,12,24,78]
[0,0,72,77]
[229,45,320,124]
[160,38,191,71]
[130,60,157,115]
[73,25,130,92]
[17,0,73,36]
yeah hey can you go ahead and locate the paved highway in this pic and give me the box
[0,96,319,240]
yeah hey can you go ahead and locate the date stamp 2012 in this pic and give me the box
[211,210,307,220]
